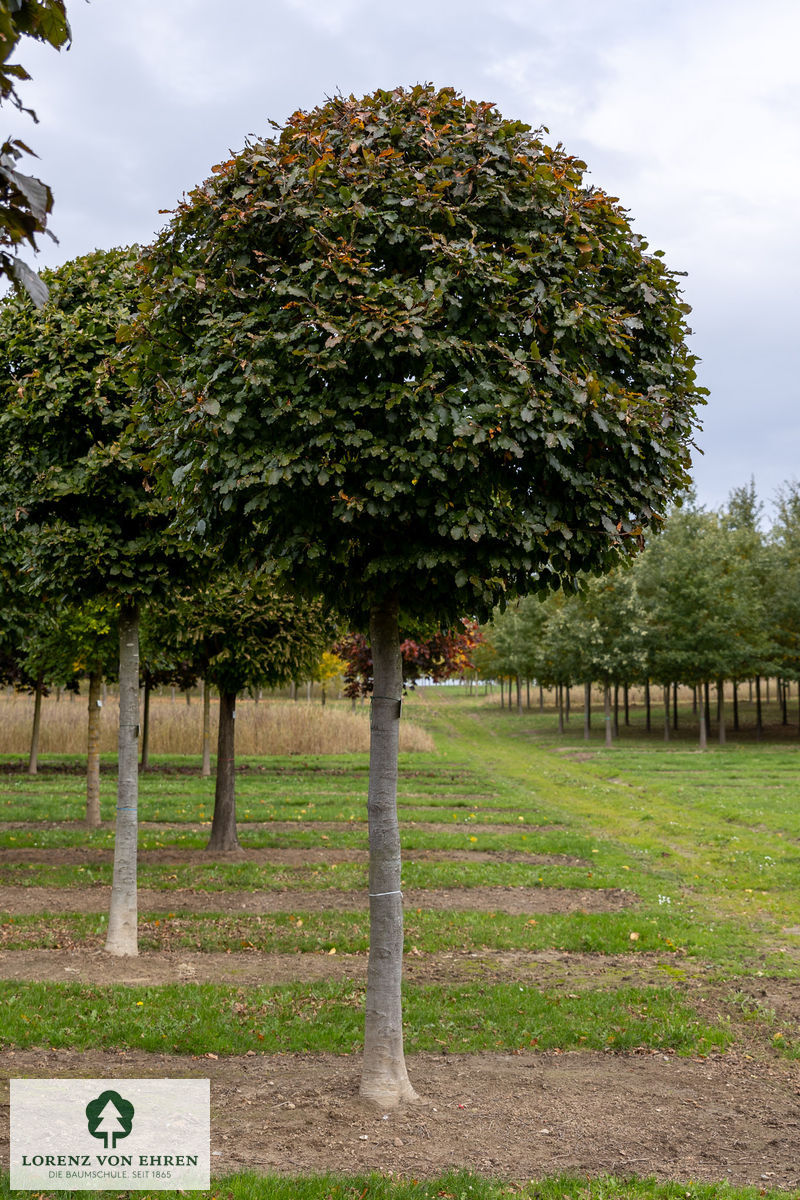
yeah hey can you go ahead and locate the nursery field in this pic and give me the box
[0,691,799,1199]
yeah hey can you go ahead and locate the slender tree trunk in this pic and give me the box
[565,685,570,723]
[105,601,140,957]
[515,674,522,715]
[613,684,620,738]
[201,680,212,777]
[27,674,44,776]
[206,689,241,852]
[526,678,530,710]
[360,599,417,1108]
[755,675,763,740]
[624,682,630,726]
[645,680,651,732]
[604,684,613,747]
[717,679,726,745]
[185,688,191,706]
[704,680,711,740]
[139,680,151,772]
[748,679,753,702]
[321,683,327,707]
[557,684,564,734]
[781,678,788,726]
[86,671,102,827]
[538,685,544,712]
[583,681,591,740]
[733,680,739,732]
[663,685,670,742]
[699,685,707,750]
[766,678,770,703]
[672,682,678,730]
[499,677,504,709]
[692,686,698,715]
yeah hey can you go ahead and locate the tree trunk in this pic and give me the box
[557,684,564,734]
[624,682,630,726]
[672,682,678,730]
[105,601,140,957]
[27,674,44,776]
[717,679,726,745]
[613,684,620,738]
[645,680,651,732]
[515,674,522,715]
[321,683,327,707]
[583,681,591,741]
[663,685,670,742]
[766,678,770,703]
[140,680,151,772]
[206,689,241,852]
[86,671,102,827]
[360,599,417,1107]
[699,685,707,750]
[692,686,697,715]
[565,685,570,723]
[538,685,544,712]
[781,678,788,726]
[201,680,212,777]
[526,678,530,710]
[733,680,739,732]
[499,677,504,709]
[604,684,612,747]
[185,688,191,706]
[755,675,763,740]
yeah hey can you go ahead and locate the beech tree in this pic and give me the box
[141,85,704,1104]
[152,573,332,850]
[0,246,187,955]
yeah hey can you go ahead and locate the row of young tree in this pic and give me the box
[479,482,800,746]
[0,85,705,1104]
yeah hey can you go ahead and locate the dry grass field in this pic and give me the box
[0,691,434,757]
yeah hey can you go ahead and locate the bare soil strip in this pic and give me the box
[0,1047,798,1189]
[0,885,634,916]
[0,846,584,867]
[0,947,709,988]
[0,819,563,836]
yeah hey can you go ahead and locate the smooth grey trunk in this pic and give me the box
[645,680,651,732]
[699,686,707,750]
[565,685,570,723]
[583,681,591,740]
[515,674,522,714]
[704,681,711,739]
[663,685,670,741]
[613,684,620,738]
[557,684,564,735]
[733,680,739,731]
[604,685,613,747]
[672,682,678,730]
[105,602,140,956]
[360,600,417,1108]
[306,680,312,702]
[717,679,726,745]
[755,675,763,740]
[27,674,44,776]
[86,671,102,827]
[207,689,241,852]
[140,680,151,772]
[201,680,212,777]
[623,683,629,726]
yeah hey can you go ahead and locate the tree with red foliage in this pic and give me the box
[335,621,481,699]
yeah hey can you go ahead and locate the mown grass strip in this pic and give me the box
[0,907,766,968]
[0,980,730,1057]
[1,1170,797,1200]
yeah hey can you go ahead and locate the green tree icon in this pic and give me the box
[86,1090,134,1149]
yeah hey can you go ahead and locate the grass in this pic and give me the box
[2,1172,799,1200]
[0,979,731,1056]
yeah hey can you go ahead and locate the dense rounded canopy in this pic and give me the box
[142,84,705,623]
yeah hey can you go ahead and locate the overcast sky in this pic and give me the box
[6,0,799,519]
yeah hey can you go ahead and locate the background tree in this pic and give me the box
[0,0,70,303]
[141,84,704,1105]
[164,572,333,851]
[0,246,190,956]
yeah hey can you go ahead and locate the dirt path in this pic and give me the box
[0,884,634,916]
[1,1046,798,1190]
[0,845,583,867]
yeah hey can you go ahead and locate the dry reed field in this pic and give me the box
[0,692,434,757]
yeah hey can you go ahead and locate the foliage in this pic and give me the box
[140,83,705,622]
[334,619,480,697]
[0,247,189,604]
[0,0,71,303]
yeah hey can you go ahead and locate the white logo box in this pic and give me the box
[10,1078,210,1190]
